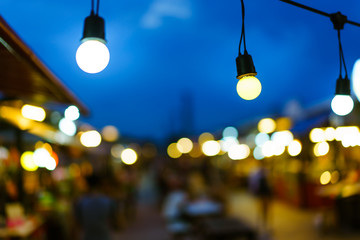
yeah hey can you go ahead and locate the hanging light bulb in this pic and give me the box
[76,0,109,74]
[235,0,261,100]
[331,76,354,116]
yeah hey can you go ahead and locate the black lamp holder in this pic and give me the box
[81,0,106,43]
[280,0,360,95]
[236,0,257,79]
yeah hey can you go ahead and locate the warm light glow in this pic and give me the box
[121,148,137,165]
[320,171,331,185]
[271,130,294,146]
[198,132,214,145]
[314,142,330,157]
[220,136,239,152]
[21,104,46,122]
[309,128,325,143]
[202,140,221,156]
[228,144,250,160]
[64,105,80,121]
[258,118,276,133]
[59,118,77,136]
[111,144,124,158]
[255,132,270,146]
[80,130,102,147]
[288,140,302,156]
[236,76,261,100]
[331,95,354,116]
[177,138,193,154]
[20,151,38,171]
[324,127,336,141]
[33,148,50,168]
[276,117,292,131]
[335,126,359,141]
[76,39,110,74]
[273,144,285,156]
[101,125,119,142]
[167,143,182,158]
[262,140,275,157]
[331,171,340,184]
[189,143,203,158]
[222,126,238,138]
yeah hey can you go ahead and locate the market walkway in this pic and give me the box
[228,191,360,240]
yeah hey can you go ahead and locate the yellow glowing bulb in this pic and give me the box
[21,104,46,122]
[236,76,261,100]
[258,118,276,133]
[20,151,38,171]
[287,140,302,156]
[202,140,221,156]
[177,138,193,154]
[309,128,325,143]
[80,130,102,147]
[320,171,331,185]
[198,132,214,145]
[314,142,329,157]
[167,143,182,158]
[101,125,119,142]
[121,148,137,165]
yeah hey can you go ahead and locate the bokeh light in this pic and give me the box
[255,132,270,146]
[202,140,221,156]
[253,146,265,160]
[111,144,124,158]
[331,171,340,184]
[324,127,336,141]
[189,143,202,158]
[101,125,119,142]
[64,105,80,121]
[313,142,330,157]
[228,144,250,160]
[271,130,294,146]
[261,141,275,157]
[320,171,331,185]
[177,138,193,154]
[167,143,182,158]
[309,128,326,143]
[59,118,77,136]
[80,130,102,147]
[220,137,239,152]
[21,104,46,122]
[287,140,302,156]
[222,126,238,138]
[198,132,214,145]
[121,148,138,165]
[258,118,276,133]
[276,117,292,131]
[20,151,38,171]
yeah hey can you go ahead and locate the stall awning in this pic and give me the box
[0,15,88,115]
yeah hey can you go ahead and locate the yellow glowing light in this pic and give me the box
[76,40,110,74]
[20,151,38,171]
[42,143,53,155]
[262,141,275,157]
[324,127,336,141]
[202,140,221,156]
[276,117,292,131]
[331,171,340,184]
[198,132,214,145]
[271,130,294,146]
[228,144,250,160]
[80,130,102,147]
[64,105,80,121]
[258,118,276,133]
[236,76,261,100]
[121,148,137,165]
[309,128,326,143]
[177,138,193,154]
[189,143,203,158]
[274,144,285,156]
[101,125,119,142]
[314,142,330,157]
[288,140,302,156]
[111,144,124,158]
[21,104,46,122]
[167,143,182,158]
[320,171,331,185]
[335,126,359,141]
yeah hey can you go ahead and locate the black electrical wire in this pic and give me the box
[96,0,100,15]
[238,0,248,55]
[338,29,348,77]
[90,0,100,15]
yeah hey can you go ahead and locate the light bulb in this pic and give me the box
[236,76,262,100]
[76,39,110,74]
[331,94,354,116]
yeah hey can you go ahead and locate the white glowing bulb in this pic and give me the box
[236,76,261,100]
[76,39,110,74]
[64,105,80,121]
[331,95,354,116]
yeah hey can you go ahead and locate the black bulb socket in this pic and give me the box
[335,76,351,95]
[81,13,106,43]
[236,53,257,80]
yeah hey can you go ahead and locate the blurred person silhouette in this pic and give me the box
[249,161,273,232]
[74,174,117,240]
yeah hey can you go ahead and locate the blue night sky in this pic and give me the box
[1,0,360,143]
